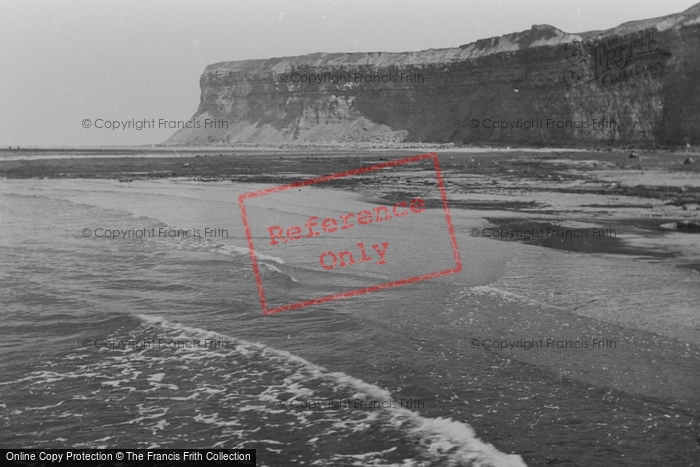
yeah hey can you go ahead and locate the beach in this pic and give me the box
[1,148,699,466]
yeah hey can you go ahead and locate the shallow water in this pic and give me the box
[1,178,698,466]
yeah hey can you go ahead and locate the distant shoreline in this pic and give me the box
[1,143,697,160]
[1,147,697,180]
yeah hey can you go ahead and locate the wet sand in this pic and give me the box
[2,145,698,300]
[2,146,699,275]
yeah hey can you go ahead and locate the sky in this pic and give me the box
[1,0,698,147]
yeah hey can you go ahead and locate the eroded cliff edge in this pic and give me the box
[166,4,700,147]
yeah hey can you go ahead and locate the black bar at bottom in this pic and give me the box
[1,449,256,466]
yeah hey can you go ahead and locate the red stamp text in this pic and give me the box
[238,152,461,314]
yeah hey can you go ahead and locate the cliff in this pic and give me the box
[166,3,700,147]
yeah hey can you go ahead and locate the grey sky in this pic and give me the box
[1,0,697,147]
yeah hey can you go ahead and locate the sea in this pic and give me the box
[1,177,699,466]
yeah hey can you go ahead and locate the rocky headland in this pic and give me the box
[166,3,700,148]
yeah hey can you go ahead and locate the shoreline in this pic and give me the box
[1,144,698,159]
[2,148,699,271]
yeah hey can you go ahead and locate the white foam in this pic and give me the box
[471,285,559,309]
[216,244,285,264]
[137,314,527,466]
[261,262,283,273]
[23,401,65,411]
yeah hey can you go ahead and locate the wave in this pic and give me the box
[136,315,526,466]
[142,225,285,265]
[0,310,524,465]
[470,285,560,309]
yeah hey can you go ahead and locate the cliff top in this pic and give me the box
[205,2,700,74]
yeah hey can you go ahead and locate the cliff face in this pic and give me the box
[167,4,700,147]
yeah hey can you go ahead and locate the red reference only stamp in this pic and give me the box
[238,152,462,314]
